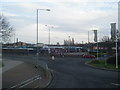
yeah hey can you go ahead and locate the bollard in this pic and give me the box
[51,56,55,61]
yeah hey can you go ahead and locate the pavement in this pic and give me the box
[2,60,23,73]
[2,59,52,89]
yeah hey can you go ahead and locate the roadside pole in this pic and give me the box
[88,31,90,54]
[97,39,98,60]
[104,54,108,66]
[105,58,107,66]
[93,30,98,60]
[115,30,118,69]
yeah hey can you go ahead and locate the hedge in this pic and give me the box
[107,54,120,65]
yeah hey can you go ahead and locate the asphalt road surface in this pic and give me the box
[3,54,119,88]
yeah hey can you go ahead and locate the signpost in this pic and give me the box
[104,54,109,65]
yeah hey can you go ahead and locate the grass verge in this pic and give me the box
[87,59,120,71]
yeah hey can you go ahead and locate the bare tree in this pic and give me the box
[0,15,14,43]
[100,36,110,42]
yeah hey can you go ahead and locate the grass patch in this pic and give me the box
[88,59,120,70]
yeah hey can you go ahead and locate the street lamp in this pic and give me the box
[45,25,54,55]
[36,9,50,67]
[88,31,90,44]
[45,25,54,45]
[115,30,119,68]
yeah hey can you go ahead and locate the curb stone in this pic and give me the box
[34,66,53,88]
[43,69,53,88]
[45,69,57,88]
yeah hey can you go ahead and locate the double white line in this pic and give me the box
[9,75,42,89]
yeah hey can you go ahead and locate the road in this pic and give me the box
[3,54,119,88]
[45,57,119,88]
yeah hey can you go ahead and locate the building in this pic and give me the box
[64,37,74,45]
[34,43,45,47]
[111,23,116,41]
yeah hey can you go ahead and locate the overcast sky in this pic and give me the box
[0,0,119,44]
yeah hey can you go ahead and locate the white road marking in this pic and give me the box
[9,75,42,89]
[19,77,41,88]
[111,83,120,86]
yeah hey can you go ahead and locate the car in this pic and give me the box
[82,54,96,58]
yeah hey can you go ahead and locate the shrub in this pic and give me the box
[107,54,120,65]
[90,60,99,64]
[89,52,104,57]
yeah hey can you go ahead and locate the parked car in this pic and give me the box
[82,54,96,58]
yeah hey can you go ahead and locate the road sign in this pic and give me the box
[104,54,109,58]
[104,54,109,65]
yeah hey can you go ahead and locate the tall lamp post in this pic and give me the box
[116,30,119,68]
[88,31,91,53]
[36,9,50,67]
[88,31,90,44]
[45,25,54,54]
[45,25,54,45]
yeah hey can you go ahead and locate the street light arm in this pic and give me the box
[45,25,54,28]
[37,9,50,11]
